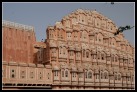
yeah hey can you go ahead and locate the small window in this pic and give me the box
[115,57,117,62]
[30,72,34,79]
[72,73,74,77]
[98,55,100,59]
[62,71,64,77]
[118,74,121,80]
[83,51,85,57]
[48,73,50,79]
[102,57,104,60]
[96,75,98,79]
[77,53,78,57]
[104,72,108,79]
[12,70,14,72]
[86,52,89,58]
[88,71,92,79]
[56,71,58,76]
[12,74,15,78]
[101,72,103,79]
[85,72,87,78]
[11,69,15,78]
[75,73,76,77]
[128,77,130,81]
[21,71,25,79]
[115,74,117,80]
[65,70,68,77]
[28,36,30,40]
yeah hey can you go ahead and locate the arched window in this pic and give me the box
[115,73,117,80]
[63,47,66,55]
[112,55,114,62]
[86,52,89,58]
[54,71,58,76]
[115,56,117,62]
[132,75,134,82]
[83,50,85,57]
[60,47,62,54]
[88,71,92,79]
[104,72,108,79]
[98,53,100,59]
[72,73,74,77]
[62,70,64,77]
[65,70,68,77]
[85,71,87,78]
[101,71,103,79]
[102,53,104,60]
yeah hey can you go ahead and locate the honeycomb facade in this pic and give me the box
[2,9,135,90]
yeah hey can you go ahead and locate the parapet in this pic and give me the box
[2,20,34,31]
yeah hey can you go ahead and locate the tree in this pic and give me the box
[114,25,134,36]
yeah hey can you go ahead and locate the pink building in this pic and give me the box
[2,9,134,90]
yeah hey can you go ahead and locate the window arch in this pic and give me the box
[88,71,92,79]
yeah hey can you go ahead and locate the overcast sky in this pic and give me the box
[2,2,135,46]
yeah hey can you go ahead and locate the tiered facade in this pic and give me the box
[2,9,134,90]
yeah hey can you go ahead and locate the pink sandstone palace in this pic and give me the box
[2,9,135,90]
